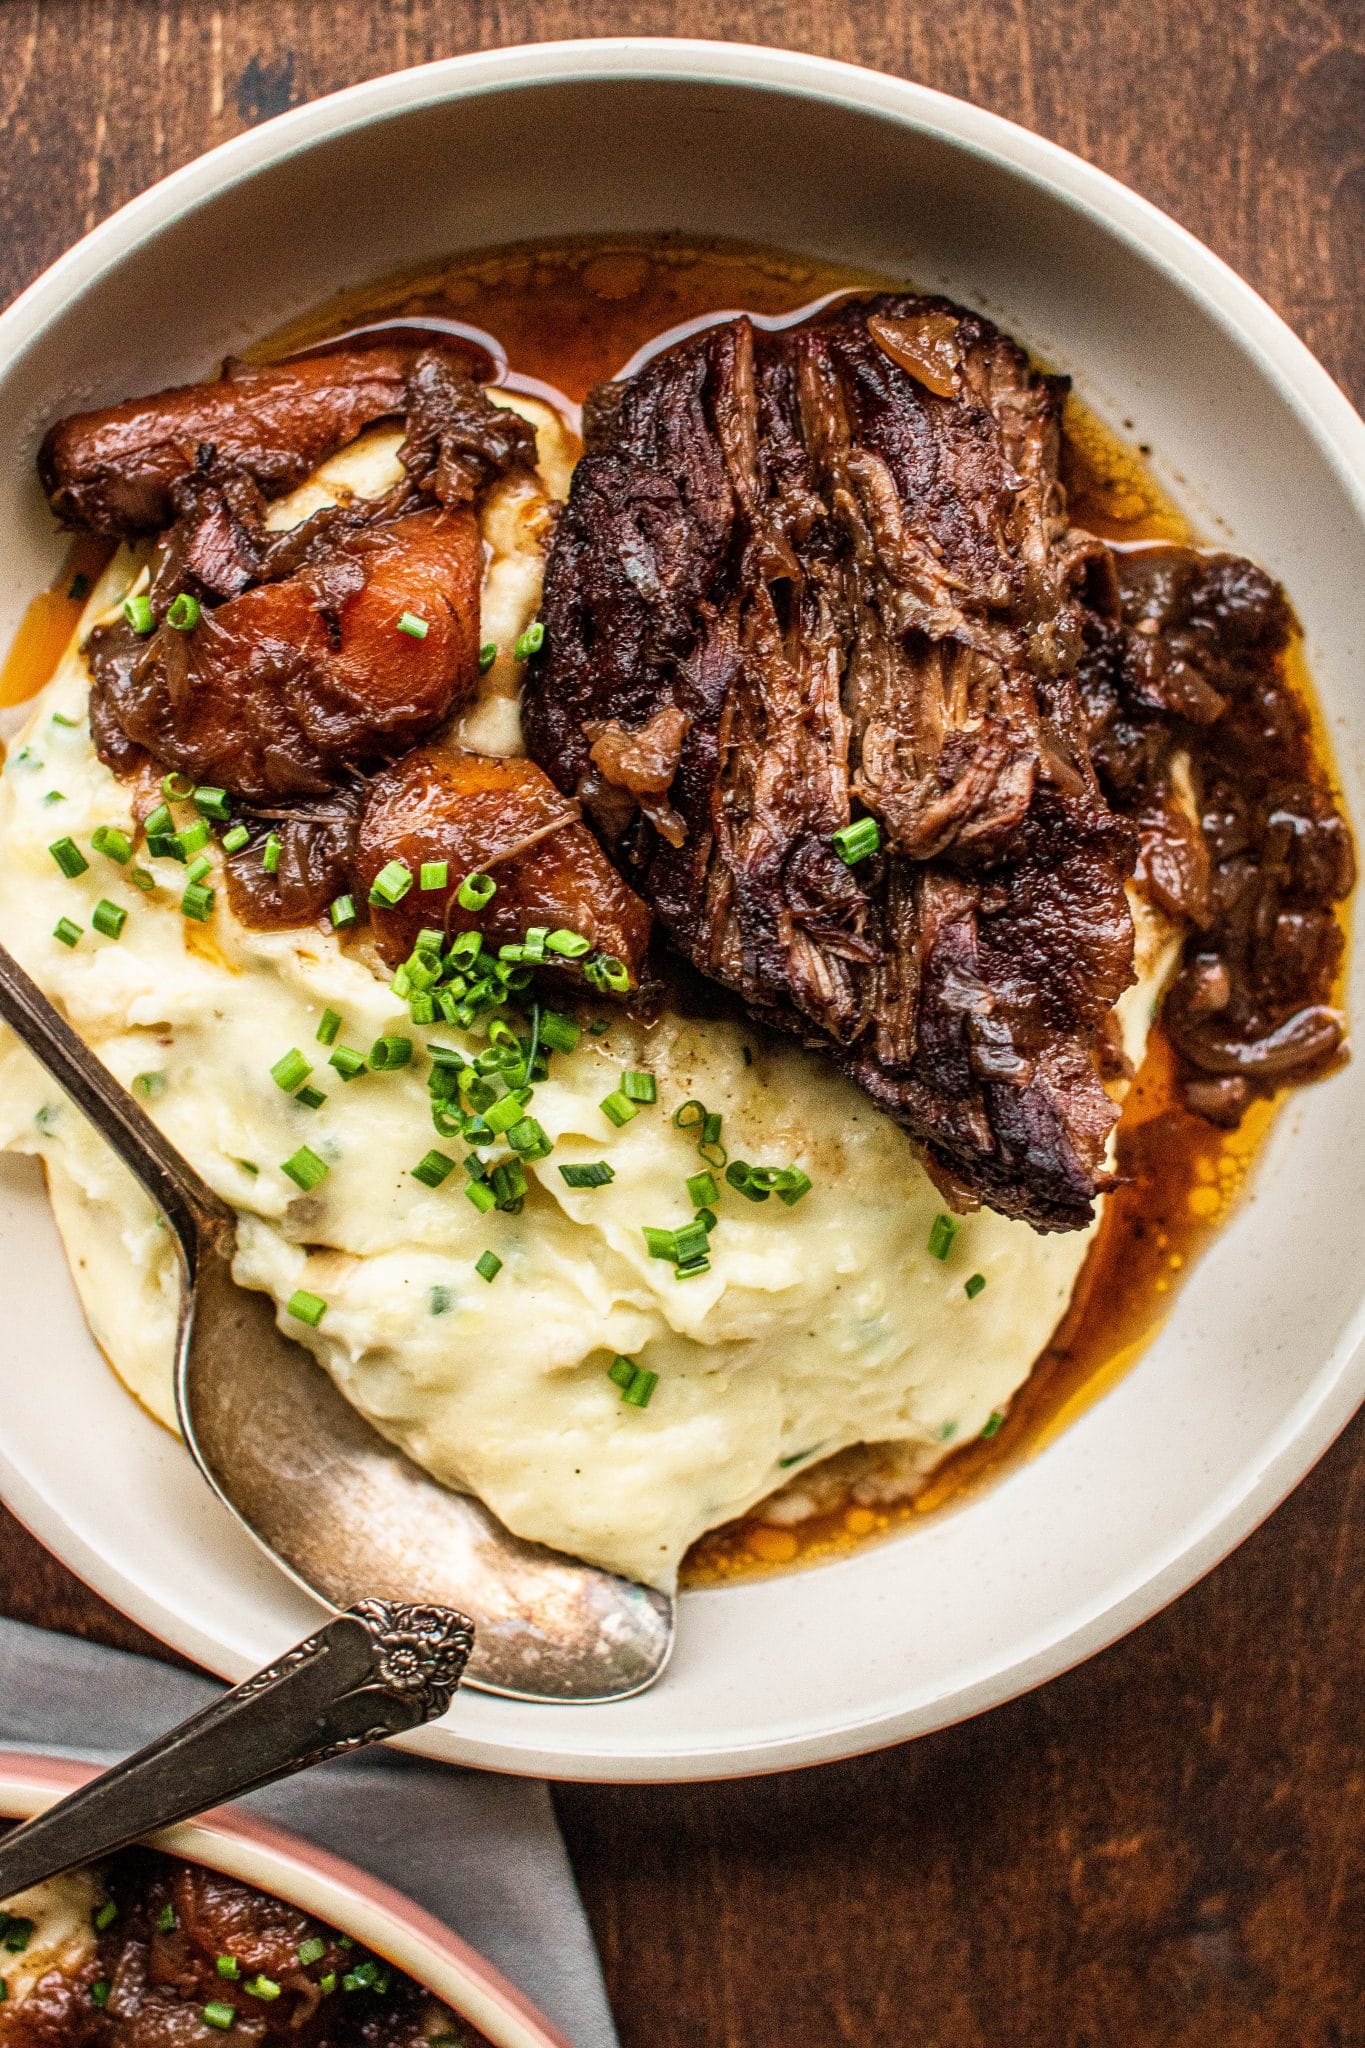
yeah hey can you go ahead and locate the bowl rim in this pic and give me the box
[0,1748,571,2048]
[0,38,1361,1783]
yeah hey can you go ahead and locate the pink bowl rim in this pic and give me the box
[0,1750,572,2048]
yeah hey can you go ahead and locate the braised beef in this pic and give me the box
[525,294,1142,1229]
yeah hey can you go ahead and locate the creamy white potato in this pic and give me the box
[0,402,1176,1588]
[0,1868,100,2004]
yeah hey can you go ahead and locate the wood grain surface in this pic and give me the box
[0,4,1361,2043]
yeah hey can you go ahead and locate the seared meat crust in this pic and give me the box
[526,294,1140,1228]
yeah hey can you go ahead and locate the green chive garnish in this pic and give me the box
[49,835,88,878]
[93,1900,118,1931]
[368,1034,413,1071]
[215,1956,241,1980]
[161,771,195,801]
[513,621,545,660]
[419,860,449,891]
[980,1408,1005,1438]
[244,1976,281,2001]
[53,916,82,947]
[330,893,358,930]
[621,1070,657,1104]
[262,833,282,875]
[396,611,429,640]
[122,592,154,635]
[539,1010,580,1053]
[607,1355,636,1390]
[297,1938,326,1968]
[203,2001,236,2030]
[185,853,212,884]
[687,1169,719,1208]
[544,929,590,958]
[181,880,215,921]
[91,1981,110,2008]
[129,865,155,892]
[412,1150,455,1188]
[474,1250,502,1283]
[281,1146,328,1192]
[465,1178,496,1214]
[316,1008,342,1046]
[831,816,880,865]
[507,1115,552,1160]
[271,1048,313,1091]
[319,1974,337,1996]
[328,1046,367,1081]
[368,860,413,907]
[965,1272,987,1300]
[600,1089,638,1128]
[134,1072,166,1098]
[222,823,250,854]
[559,1161,614,1189]
[91,825,132,864]
[156,1904,177,1933]
[92,899,127,940]
[927,1213,959,1261]
[622,1368,658,1408]
[3,1920,32,1954]
[286,1289,327,1327]
[166,592,201,631]
[456,870,495,912]
[192,784,229,820]
[478,642,498,673]
[295,1085,327,1110]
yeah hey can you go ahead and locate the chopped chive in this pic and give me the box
[429,1284,454,1316]
[161,771,195,801]
[328,1045,367,1080]
[222,823,250,854]
[456,870,495,912]
[480,1092,523,1135]
[294,1085,327,1110]
[687,1169,719,1209]
[621,1069,657,1104]
[559,1161,614,1189]
[396,611,429,640]
[927,1213,959,1261]
[281,1146,328,1192]
[330,893,358,930]
[94,1900,119,1931]
[91,825,132,864]
[92,898,127,940]
[465,1178,497,1214]
[4,1918,33,1954]
[192,784,230,820]
[694,1206,718,1232]
[203,2002,236,2030]
[43,789,64,806]
[129,865,155,892]
[409,992,436,1025]
[122,592,154,635]
[607,1355,636,1390]
[831,816,881,865]
[478,641,498,673]
[419,860,449,891]
[235,1159,259,1176]
[53,916,82,947]
[965,1272,987,1300]
[244,1977,281,2002]
[490,1158,528,1209]
[316,1008,342,1046]
[271,1048,313,1091]
[474,1249,502,1283]
[368,1034,413,1071]
[48,834,88,878]
[600,1090,638,1128]
[643,1226,678,1261]
[513,620,545,659]
[507,1115,552,1160]
[91,1981,110,2008]
[412,1149,456,1188]
[166,593,201,631]
[134,1072,166,1098]
[725,1161,770,1204]
[776,1168,812,1206]
[286,1289,327,1328]
[584,952,630,993]
[144,801,173,837]
[215,1956,241,1980]
[319,1974,337,1996]
[297,1938,326,1968]
[156,1904,177,1933]
[262,833,282,875]
[539,1009,580,1053]
[185,853,212,884]
[368,860,413,907]
[980,1408,1005,1438]
[621,1367,658,1409]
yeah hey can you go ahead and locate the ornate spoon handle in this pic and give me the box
[0,1600,474,1902]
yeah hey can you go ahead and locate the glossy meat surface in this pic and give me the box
[526,293,1139,1228]
[356,745,652,978]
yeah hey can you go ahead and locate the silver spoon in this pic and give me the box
[0,939,674,1704]
[0,1597,473,1900]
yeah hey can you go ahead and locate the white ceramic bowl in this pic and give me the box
[0,1751,567,2046]
[0,41,1361,1783]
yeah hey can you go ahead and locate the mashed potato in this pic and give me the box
[0,402,1177,1589]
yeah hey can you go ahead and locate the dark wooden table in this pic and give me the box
[1,4,1362,2042]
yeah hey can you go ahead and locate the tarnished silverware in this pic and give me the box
[0,1599,472,1902]
[0,938,674,1703]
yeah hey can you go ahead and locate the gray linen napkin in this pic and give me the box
[0,1617,616,2048]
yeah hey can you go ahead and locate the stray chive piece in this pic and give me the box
[412,1149,456,1189]
[53,916,82,948]
[456,869,495,912]
[368,859,413,907]
[91,1982,111,2009]
[134,1072,166,1099]
[181,881,215,922]
[287,1289,327,1328]
[831,816,881,866]
[281,1146,328,1192]
[271,1048,313,1092]
[319,1974,338,1997]
[474,1250,502,1283]
[193,784,230,821]
[203,2001,237,2030]
[687,1169,719,1209]
[94,1900,118,1931]
[539,1009,580,1054]
[419,860,449,892]
[49,834,88,878]
[91,824,133,865]
[122,592,155,635]
[166,593,202,632]
[559,1161,614,1190]
[222,823,250,854]
[244,1976,281,2002]
[607,1356,658,1408]
[161,771,195,801]
[980,1408,1005,1439]
[964,1272,987,1300]
[513,620,545,660]
[368,1033,413,1071]
[2,1921,31,1955]
[156,1904,177,1933]
[92,899,127,941]
[478,641,498,673]
[429,1285,454,1316]
[215,1956,241,1980]
[329,1046,367,1081]
[330,893,358,930]
[262,833,282,875]
[396,611,429,640]
[927,1212,959,1261]
[600,1089,638,1129]
[295,1085,327,1110]
[316,1007,342,1046]
[621,1069,657,1104]
[297,1939,327,1968]
[465,1178,496,1214]
[129,866,156,892]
